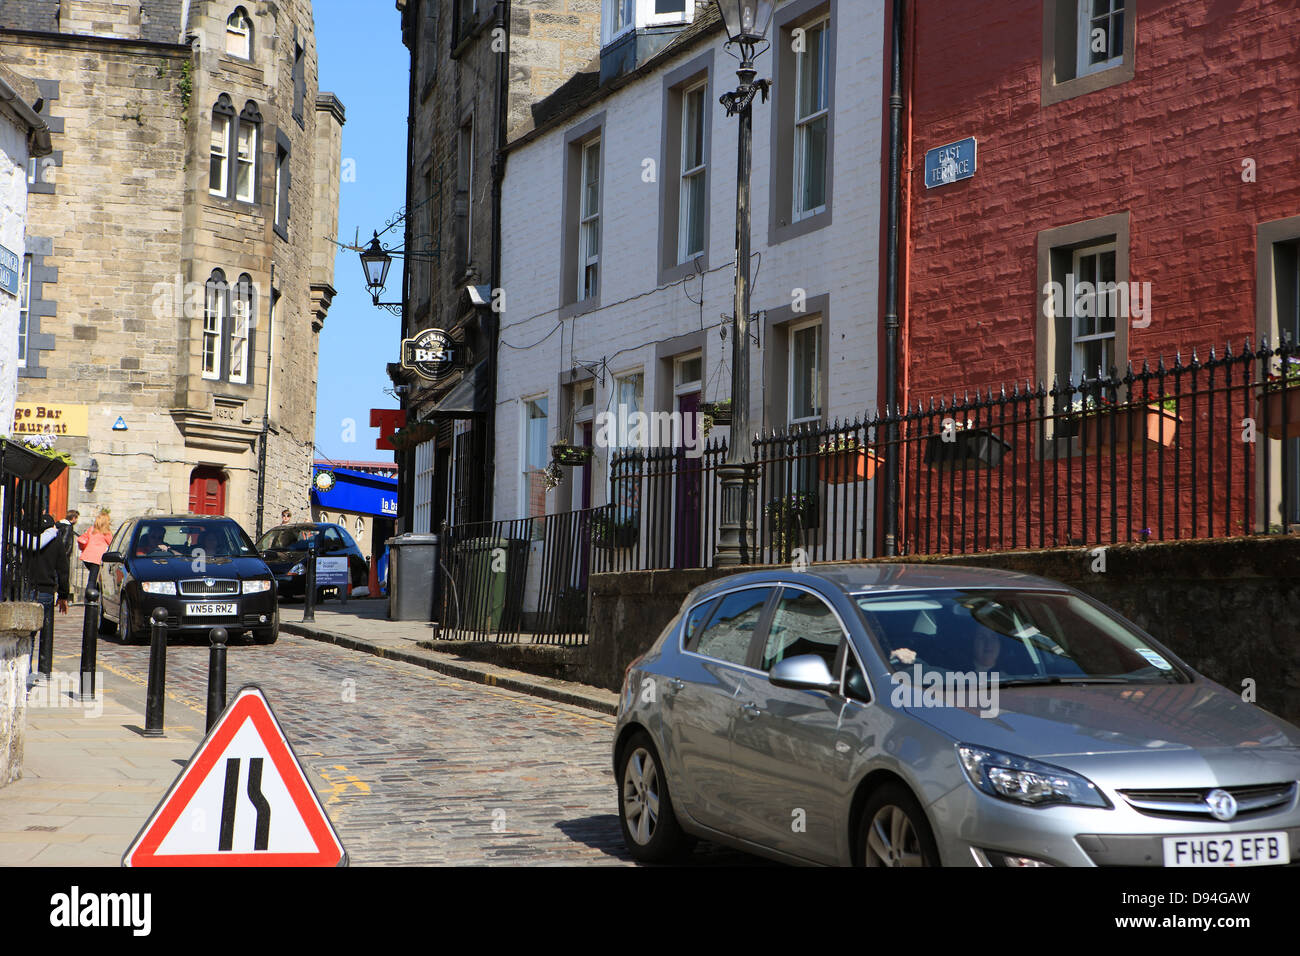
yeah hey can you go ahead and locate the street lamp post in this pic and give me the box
[713,0,774,567]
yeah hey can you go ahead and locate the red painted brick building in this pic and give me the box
[888,0,1300,549]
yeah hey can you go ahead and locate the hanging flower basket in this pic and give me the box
[816,437,882,484]
[551,443,594,466]
[699,401,733,426]
[390,419,437,452]
[1075,400,1179,452]
[1258,361,1300,440]
[924,424,1010,471]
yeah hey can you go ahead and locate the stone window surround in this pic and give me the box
[203,269,258,389]
[658,50,714,287]
[274,128,292,241]
[1035,211,1132,453]
[1254,214,1300,531]
[292,25,306,128]
[559,111,607,321]
[1041,0,1137,108]
[210,94,264,207]
[17,237,57,380]
[769,0,837,247]
[225,6,255,62]
[654,329,709,414]
[763,292,830,430]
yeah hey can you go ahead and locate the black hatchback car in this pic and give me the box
[99,515,279,644]
[255,523,369,601]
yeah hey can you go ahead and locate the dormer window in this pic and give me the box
[226,8,253,60]
[603,0,691,47]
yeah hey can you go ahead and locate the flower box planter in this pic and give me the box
[923,428,1010,472]
[817,447,882,484]
[1257,383,1300,440]
[1077,403,1179,452]
[551,444,594,466]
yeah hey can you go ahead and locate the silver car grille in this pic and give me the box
[1119,782,1296,820]
[178,578,240,596]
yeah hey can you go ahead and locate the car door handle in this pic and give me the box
[667,678,684,694]
[740,702,761,721]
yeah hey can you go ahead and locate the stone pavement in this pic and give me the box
[280,598,618,714]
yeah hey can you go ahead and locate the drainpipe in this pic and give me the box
[255,262,276,538]
[485,0,510,524]
[883,0,906,556]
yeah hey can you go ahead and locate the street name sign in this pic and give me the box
[924,137,977,188]
[123,685,347,866]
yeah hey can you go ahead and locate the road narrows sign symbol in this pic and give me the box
[123,685,347,867]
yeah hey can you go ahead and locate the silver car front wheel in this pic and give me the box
[859,784,940,867]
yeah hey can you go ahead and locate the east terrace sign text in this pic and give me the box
[401,328,458,381]
[925,137,977,189]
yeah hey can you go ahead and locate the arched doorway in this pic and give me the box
[189,466,227,515]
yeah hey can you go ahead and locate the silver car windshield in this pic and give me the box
[853,589,1188,684]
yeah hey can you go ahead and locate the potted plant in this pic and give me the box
[1067,395,1180,452]
[816,435,881,484]
[390,419,437,452]
[551,438,594,466]
[923,418,1010,471]
[591,509,638,549]
[1258,356,1300,440]
[764,491,818,561]
[0,435,71,484]
[699,399,733,438]
[540,461,564,490]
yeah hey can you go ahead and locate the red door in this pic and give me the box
[189,467,227,515]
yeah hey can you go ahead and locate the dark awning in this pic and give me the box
[427,361,489,419]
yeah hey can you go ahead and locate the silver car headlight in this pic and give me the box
[243,579,273,594]
[141,581,176,595]
[957,744,1111,809]
[288,562,305,576]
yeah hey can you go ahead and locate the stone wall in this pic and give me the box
[584,537,1300,723]
[0,603,43,788]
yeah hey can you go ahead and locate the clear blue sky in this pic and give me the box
[313,1,409,464]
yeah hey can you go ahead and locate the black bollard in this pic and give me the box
[79,588,100,702]
[206,627,228,732]
[303,543,317,622]
[143,607,168,737]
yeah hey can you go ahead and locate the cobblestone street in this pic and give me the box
[32,612,758,866]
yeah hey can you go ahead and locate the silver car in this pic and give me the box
[613,564,1300,866]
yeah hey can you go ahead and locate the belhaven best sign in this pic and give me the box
[123,686,347,866]
[401,327,457,381]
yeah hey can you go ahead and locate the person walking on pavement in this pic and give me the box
[27,512,70,675]
[77,509,113,591]
[57,509,78,598]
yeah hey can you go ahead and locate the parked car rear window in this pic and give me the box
[854,589,1187,683]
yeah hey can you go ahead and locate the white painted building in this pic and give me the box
[0,64,51,437]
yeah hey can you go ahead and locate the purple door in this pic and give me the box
[674,392,702,568]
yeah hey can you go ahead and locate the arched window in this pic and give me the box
[226,7,253,60]
[204,270,227,380]
[235,100,261,203]
[230,274,254,384]
[209,95,234,196]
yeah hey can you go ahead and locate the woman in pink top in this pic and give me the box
[77,510,113,591]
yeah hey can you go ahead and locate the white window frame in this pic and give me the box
[792,16,831,222]
[678,82,708,264]
[578,138,601,302]
[18,254,31,368]
[1076,0,1125,78]
[522,397,550,519]
[673,353,703,398]
[203,280,225,380]
[210,113,231,196]
[787,319,822,425]
[1069,242,1118,383]
[226,8,253,59]
[234,121,257,204]
[229,279,251,384]
[413,439,435,534]
[604,0,636,45]
[644,0,692,28]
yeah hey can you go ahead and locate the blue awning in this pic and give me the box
[311,466,398,518]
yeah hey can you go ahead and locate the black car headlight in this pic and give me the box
[141,581,176,595]
[957,744,1111,809]
[243,580,273,594]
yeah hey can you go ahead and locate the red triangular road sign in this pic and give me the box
[123,685,347,867]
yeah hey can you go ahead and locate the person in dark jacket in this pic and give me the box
[28,512,70,674]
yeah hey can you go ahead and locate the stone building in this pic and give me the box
[0,0,344,538]
[392,0,601,535]
[0,60,51,437]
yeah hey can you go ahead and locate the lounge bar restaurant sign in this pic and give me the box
[925,137,977,189]
[12,402,90,437]
[0,242,19,297]
[401,328,457,381]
